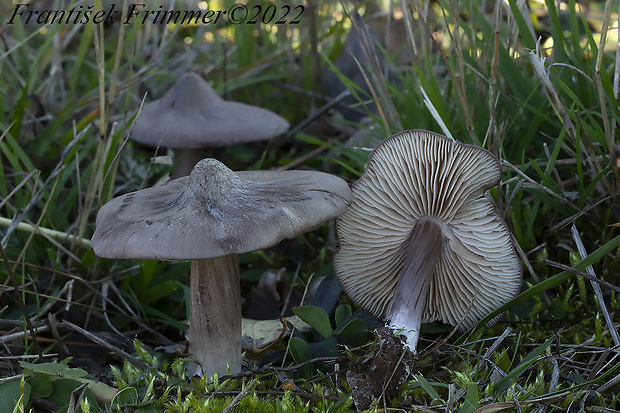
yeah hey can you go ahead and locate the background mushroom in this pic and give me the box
[131,72,290,177]
[333,130,522,351]
[91,158,351,377]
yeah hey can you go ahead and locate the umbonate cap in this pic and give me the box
[131,72,290,148]
[91,158,351,260]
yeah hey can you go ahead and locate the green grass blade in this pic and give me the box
[492,336,554,395]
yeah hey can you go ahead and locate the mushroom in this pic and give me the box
[131,72,290,177]
[333,130,522,351]
[322,13,401,122]
[91,158,351,377]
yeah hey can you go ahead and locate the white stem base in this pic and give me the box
[386,218,443,352]
[387,320,421,354]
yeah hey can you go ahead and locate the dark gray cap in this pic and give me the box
[92,158,351,260]
[131,72,290,148]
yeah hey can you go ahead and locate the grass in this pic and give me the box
[1,0,619,411]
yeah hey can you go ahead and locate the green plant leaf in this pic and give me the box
[460,382,480,413]
[28,374,53,397]
[0,379,31,413]
[292,306,333,339]
[142,281,184,305]
[334,304,352,329]
[335,318,368,346]
[414,374,443,402]
[20,361,87,378]
[49,378,98,411]
[73,378,119,404]
[142,304,188,331]
[289,337,313,365]
[506,0,536,49]
[310,336,340,358]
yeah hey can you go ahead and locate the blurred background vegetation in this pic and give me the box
[0,0,619,411]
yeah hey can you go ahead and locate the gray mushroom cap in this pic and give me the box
[91,158,352,260]
[131,73,290,148]
[334,130,522,330]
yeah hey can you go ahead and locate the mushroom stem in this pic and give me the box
[187,255,242,377]
[172,148,208,179]
[386,218,443,352]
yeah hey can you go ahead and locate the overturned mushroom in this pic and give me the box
[334,130,522,351]
[92,158,351,377]
[131,72,290,177]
